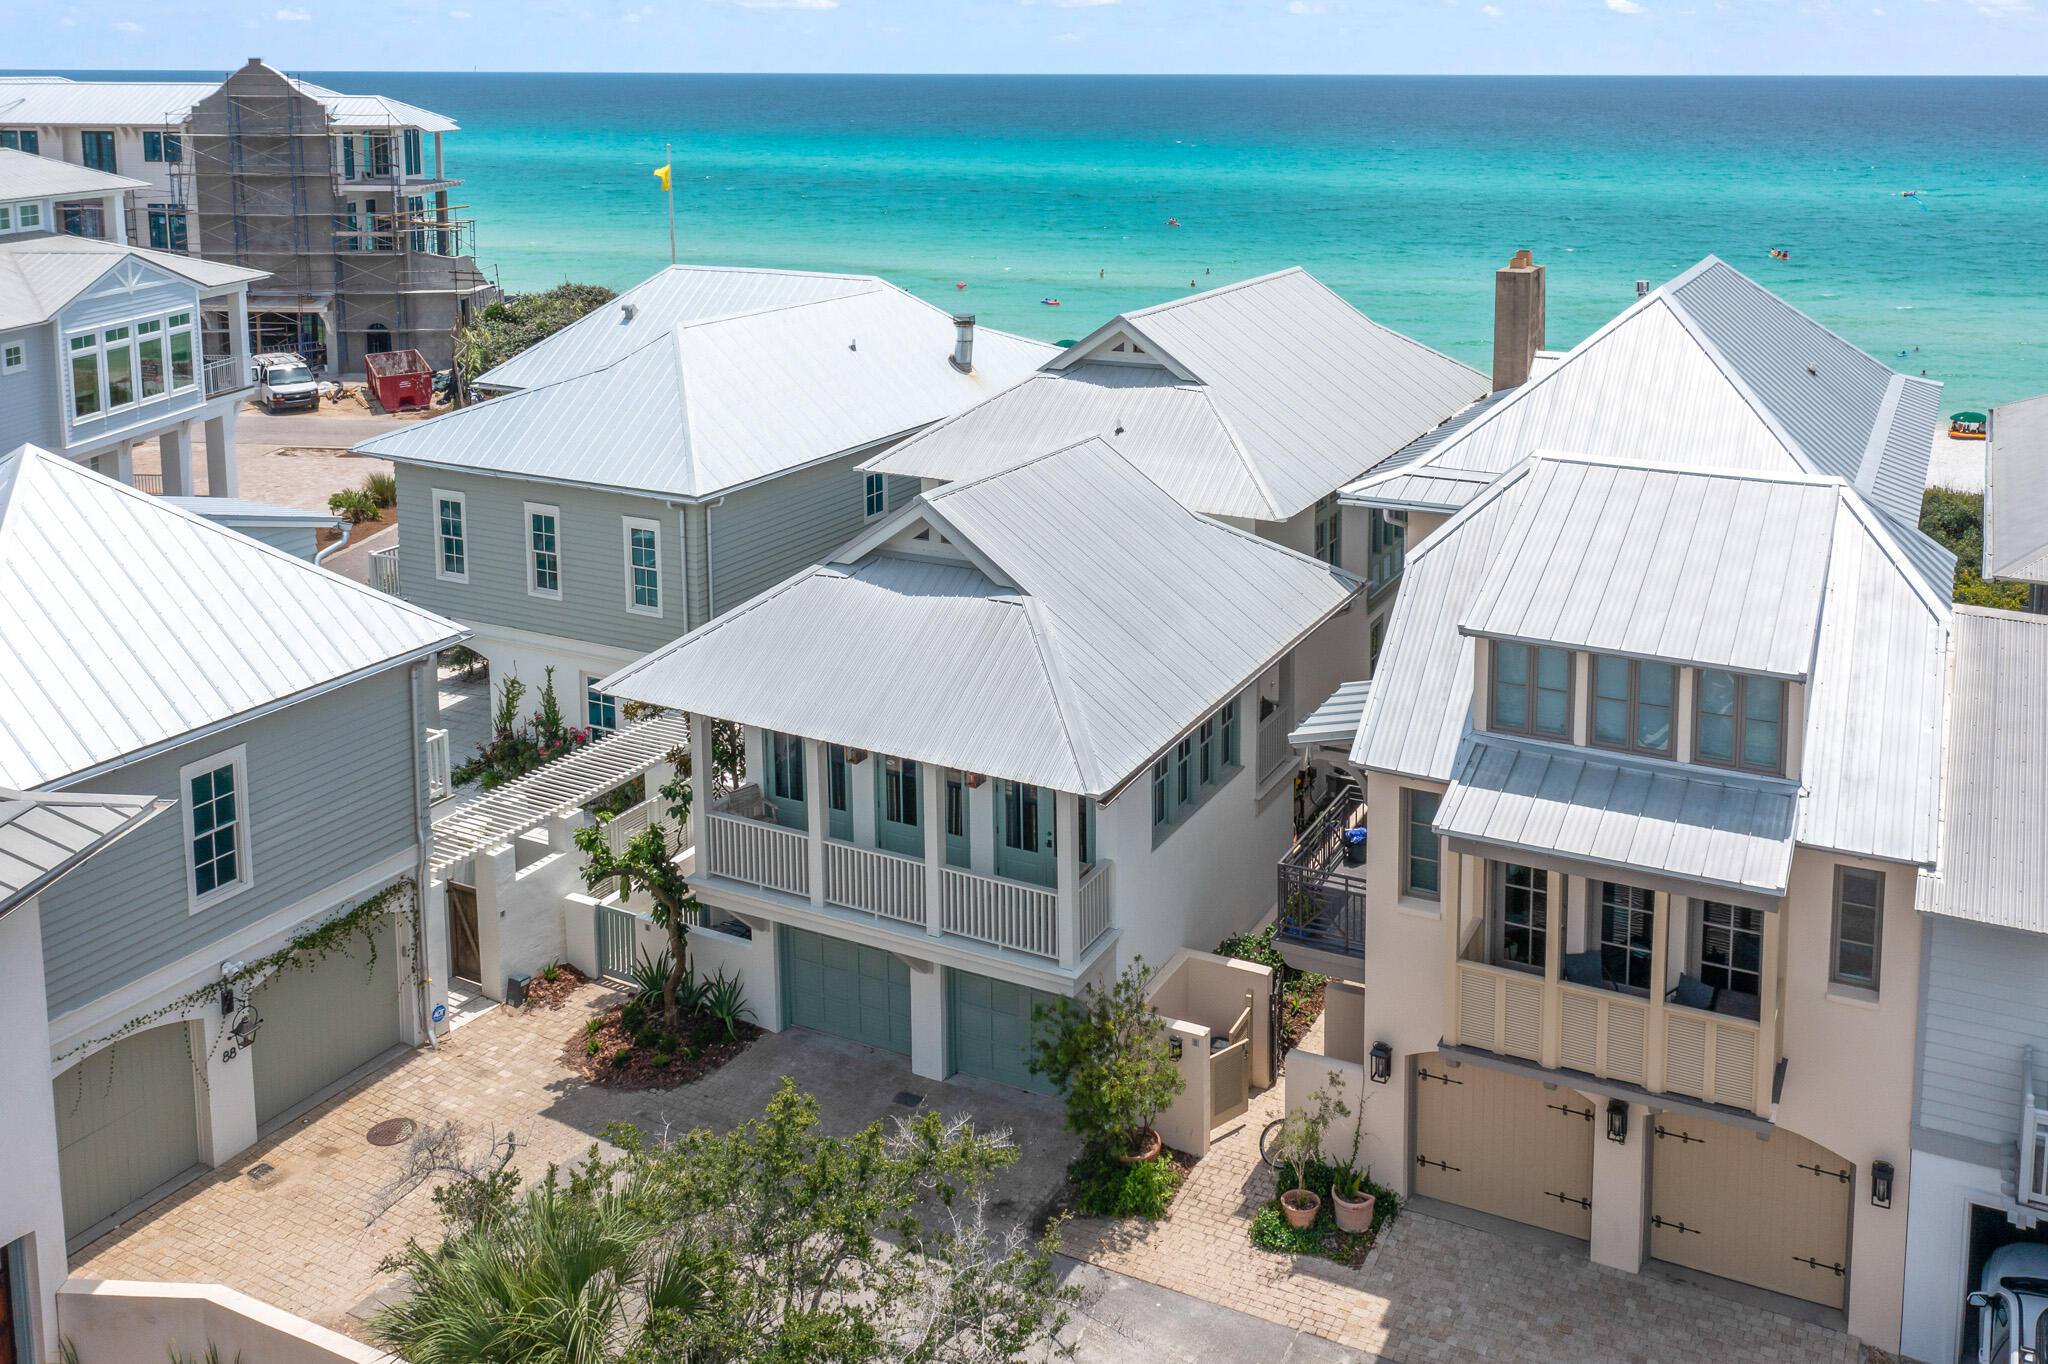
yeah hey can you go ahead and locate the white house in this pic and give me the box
[0,147,147,244]
[598,435,1363,1091]
[0,442,463,1250]
[0,235,262,493]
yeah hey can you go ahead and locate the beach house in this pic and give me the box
[0,443,463,1248]
[597,436,1362,1091]
[1278,257,1954,1355]
[0,234,262,493]
[0,146,148,244]
[357,264,1057,735]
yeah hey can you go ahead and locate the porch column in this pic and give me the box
[203,410,237,498]
[1755,903,1783,1116]
[158,422,194,496]
[111,439,135,486]
[101,191,128,243]
[1055,791,1080,969]
[1645,890,1671,1094]
[803,738,827,909]
[685,713,709,869]
[920,762,944,937]
[229,290,251,370]
[1541,868,1564,1069]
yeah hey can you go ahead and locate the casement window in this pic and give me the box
[1,342,22,374]
[0,204,11,233]
[403,128,424,177]
[863,472,886,519]
[1831,866,1883,991]
[1218,697,1238,766]
[1494,863,1548,970]
[585,682,619,733]
[1598,882,1655,991]
[1589,655,1674,757]
[167,312,195,390]
[0,130,38,154]
[80,131,116,173]
[1402,788,1441,899]
[1490,641,1570,738]
[433,490,467,580]
[1313,494,1342,568]
[1198,716,1216,785]
[1695,670,1785,775]
[1697,900,1763,997]
[1369,616,1387,671]
[1151,758,1169,829]
[340,136,356,179]
[769,731,805,802]
[0,200,46,234]
[368,135,393,178]
[623,517,661,615]
[181,746,251,911]
[525,503,561,597]
[142,131,182,163]
[1176,735,1194,805]
[146,204,188,252]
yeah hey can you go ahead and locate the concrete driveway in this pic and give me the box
[73,981,1078,1334]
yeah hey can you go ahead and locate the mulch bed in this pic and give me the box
[1279,976,1327,1052]
[521,964,588,1011]
[561,999,763,1091]
[314,505,394,551]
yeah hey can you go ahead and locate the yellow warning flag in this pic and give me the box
[653,163,672,192]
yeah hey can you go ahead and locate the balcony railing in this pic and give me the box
[368,547,401,596]
[825,841,925,927]
[204,355,253,399]
[425,727,451,800]
[940,866,1057,957]
[1663,1003,1762,1111]
[1079,860,1114,953]
[1277,784,1367,958]
[131,472,163,495]
[702,811,809,898]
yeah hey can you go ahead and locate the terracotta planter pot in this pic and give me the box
[1280,1188,1321,1230]
[1118,1128,1163,1165]
[1332,1189,1376,1234]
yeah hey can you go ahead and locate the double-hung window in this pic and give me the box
[1697,900,1764,997]
[1368,508,1406,590]
[1831,867,1883,991]
[1696,670,1785,775]
[526,503,561,598]
[101,325,135,410]
[1495,863,1547,970]
[80,131,116,173]
[863,472,886,519]
[586,682,618,733]
[1589,655,1674,757]
[1218,698,1238,766]
[434,490,467,580]
[1313,494,1342,567]
[181,747,250,911]
[1176,736,1194,805]
[1402,789,1441,899]
[135,319,166,400]
[1490,641,1570,739]
[1198,717,1216,785]
[1598,883,1655,991]
[167,312,195,390]
[623,518,661,615]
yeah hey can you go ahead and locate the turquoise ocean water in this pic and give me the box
[49,73,2048,412]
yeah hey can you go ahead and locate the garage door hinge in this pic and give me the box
[1416,1154,1461,1172]
[1547,1102,1593,1122]
[1545,1191,1591,1209]
[1418,1067,1462,1086]
[1653,1124,1704,1144]
[1650,1215,1701,1235]
[1798,1162,1851,1184]
[1794,1255,1846,1276]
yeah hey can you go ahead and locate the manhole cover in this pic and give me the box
[366,1118,418,1147]
[246,1162,275,1181]
[893,1091,924,1108]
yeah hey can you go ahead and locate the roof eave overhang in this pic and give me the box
[1439,829,1790,912]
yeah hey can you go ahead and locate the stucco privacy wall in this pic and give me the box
[58,1280,384,1364]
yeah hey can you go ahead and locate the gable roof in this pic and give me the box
[1985,394,2048,586]
[602,436,1363,796]
[0,236,264,331]
[1353,453,1950,875]
[0,75,456,133]
[0,787,170,917]
[0,445,464,789]
[0,147,149,204]
[863,267,1486,522]
[362,271,1056,501]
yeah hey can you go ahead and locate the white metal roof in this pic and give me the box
[0,236,264,331]
[1984,394,2048,585]
[1458,456,1843,680]
[0,787,170,916]
[161,496,346,530]
[1436,735,1798,899]
[1353,455,1950,868]
[1921,607,2048,932]
[602,436,1364,796]
[0,444,464,789]
[0,76,456,133]
[0,147,149,203]
[1290,679,1373,749]
[864,267,1486,523]
[363,272,1056,501]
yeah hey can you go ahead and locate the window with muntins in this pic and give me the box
[528,506,561,596]
[624,520,660,613]
[1,342,22,373]
[1598,883,1654,991]
[1368,508,1405,590]
[436,494,466,578]
[1151,758,1169,829]
[1590,655,1674,757]
[1496,863,1547,969]
[1314,494,1342,568]
[864,472,886,518]
[1403,789,1441,898]
[183,751,249,907]
[1831,867,1883,990]
[1490,641,1570,738]
[1698,900,1763,997]
[1696,670,1785,774]
[147,204,188,252]
[586,684,618,732]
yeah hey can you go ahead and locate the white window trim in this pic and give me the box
[863,471,887,521]
[179,744,253,914]
[432,488,468,583]
[0,339,22,374]
[584,676,619,733]
[524,501,563,600]
[621,515,663,617]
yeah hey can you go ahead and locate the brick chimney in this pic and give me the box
[1492,249,1545,392]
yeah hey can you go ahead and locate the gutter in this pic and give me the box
[408,657,440,1049]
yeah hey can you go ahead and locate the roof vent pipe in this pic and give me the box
[621,302,637,322]
[950,314,975,373]
[1492,249,1545,393]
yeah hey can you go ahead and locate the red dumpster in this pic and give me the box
[364,349,434,412]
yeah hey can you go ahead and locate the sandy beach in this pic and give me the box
[1927,429,1987,493]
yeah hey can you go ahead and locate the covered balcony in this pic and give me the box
[1275,780,1367,958]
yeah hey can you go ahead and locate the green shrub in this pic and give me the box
[621,999,647,1032]
[1067,1149,1183,1219]
[1247,1157,1401,1263]
[1029,959,1184,1157]
[652,1050,672,1068]
[585,1036,601,1057]
[584,1017,602,1037]
[1215,922,1288,975]
[609,1046,633,1067]
[634,1024,662,1051]
[359,471,398,508]
[327,488,379,524]
[1921,488,2031,609]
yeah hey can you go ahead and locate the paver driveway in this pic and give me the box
[73,981,1076,1333]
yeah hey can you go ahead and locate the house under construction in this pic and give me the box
[181,59,493,376]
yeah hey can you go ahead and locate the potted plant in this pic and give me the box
[1028,959,1185,1164]
[1274,1072,1350,1230]
[1330,1092,1376,1233]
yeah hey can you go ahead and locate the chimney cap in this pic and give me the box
[1507,249,1537,270]
[951,313,976,328]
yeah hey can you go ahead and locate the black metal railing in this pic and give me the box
[1276,784,1367,958]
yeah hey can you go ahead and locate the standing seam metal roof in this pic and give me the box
[0,236,265,331]
[0,76,457,133]
[1985,394,2048,585]
[0,147,150,202]
[0,787,171,915]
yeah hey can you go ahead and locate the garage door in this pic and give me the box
[948,970,1056,1095]
[780,926,911,1054]
[1413,1059,1595,1240]
[1650,1114,1852,1309]
[252,918,403,1127]
[54,1022,202,1241]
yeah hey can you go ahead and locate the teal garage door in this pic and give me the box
[947,969,1058,1095]
[252,918,402,1127]
[780,926,911,1054]
[54,1022,202,1241]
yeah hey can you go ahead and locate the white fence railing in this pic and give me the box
[1079,860,1113,951]
[368,546,401,596]
[204,354,252,398]
[824,841,926,926]
[940,867,1056,960]
[703,812,808,898]
[425,727,451,800]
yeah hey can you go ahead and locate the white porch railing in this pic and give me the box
[204,354,252,398]
[368,546,401,595]
[1079,860,1113,951]
[824,841,925,926]
[703,811,808,897]
[940,866,1056,959]
[131,472,163,495]
[425,727,451,800]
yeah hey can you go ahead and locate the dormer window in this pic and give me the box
[1695,670,1785,776]
[1588,655,1673,758]
[1489,641,1570,739]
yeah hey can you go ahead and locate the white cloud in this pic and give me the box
[734,0,837,7]
[1287,1,1326,12]
[1605,0,1644,12]
[449,7,471,13]
[114,17,143,26]
[1050,28,1081,38]
[1482,4,1502,12]
[273,6,311,17]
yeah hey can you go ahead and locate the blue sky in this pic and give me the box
[9,0,2043,74]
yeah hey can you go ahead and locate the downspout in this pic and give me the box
[703,496,724,622]
[408,657,441,1049]
[312,517,351,566]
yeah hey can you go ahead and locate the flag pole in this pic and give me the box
[666,141,676,265]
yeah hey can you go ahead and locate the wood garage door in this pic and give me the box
[252,918,402,1128]
[780,926,911,1055]
[1413,1060,1595,1240]
[53,1022,201,1241]
[1649,1114,1852,1309]
[947,969,1056,1095]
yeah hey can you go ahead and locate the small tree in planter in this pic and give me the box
[1028,959,1184,1161]
[1272,1071,1350,1229]
[576,753,700,1033]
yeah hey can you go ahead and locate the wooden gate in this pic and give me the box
[446,882,480,983]
[1413,1061,1595,1239]
[595,901,642,984]
[1211,1038,1250,1125]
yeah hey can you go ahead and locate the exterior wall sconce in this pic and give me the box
[1606,1099,1629,1144]
[1169,1036,1183,1061]
[1369,1041,1392,1084]
[1871,1160,1894,1209]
